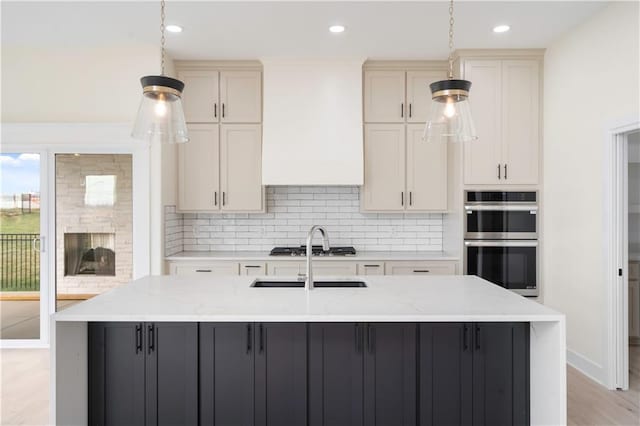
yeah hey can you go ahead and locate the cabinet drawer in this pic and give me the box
[357,262,385,275]
[267,261,303,276]
[313,262,357,276]
[240,262,266,276]
[170,262,239,276]
[629,262,639,280]
[385,261,456,276]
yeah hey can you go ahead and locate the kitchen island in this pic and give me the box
[51,275,565,425]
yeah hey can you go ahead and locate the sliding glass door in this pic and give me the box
[0,151,48,342]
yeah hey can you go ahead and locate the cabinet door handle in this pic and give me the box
[244,265,261,269]
[409,103,412,118]
[222,103,225,118]
[498,164,501,180]
[195,269,212,273]
[222,192,226,206]
[259,324,264,353]
[475,325,481,350]
[409,191,413,206]
[148,324,155,354]
[363,264,380,268]
[463,324,469,352]
[504,164,508,180]
[214,103,217,118]
[401,103,404,118]
[246,324,252,354]
[401,192,404,206]
[413,269,430,273]
[367,324,375,354]
[135,324,142,354]
[214,191,218,206]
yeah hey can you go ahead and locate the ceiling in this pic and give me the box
[1,1,609,60]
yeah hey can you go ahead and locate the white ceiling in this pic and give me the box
[2,1,609,60]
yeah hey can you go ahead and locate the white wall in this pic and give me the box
[1,45,159,122]
[543,2,640,382]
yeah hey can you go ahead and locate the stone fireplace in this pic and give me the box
[56,154,132,296]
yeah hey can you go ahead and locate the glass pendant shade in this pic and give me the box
[132,75,189,144]
[423,79,477,143]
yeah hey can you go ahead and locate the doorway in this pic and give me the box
[0,151,49,345]
[608,122,640,392]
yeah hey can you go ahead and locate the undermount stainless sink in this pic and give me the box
[251,279,367,288]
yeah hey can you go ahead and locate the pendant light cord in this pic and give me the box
[160,0,166,75]
[448,0,454,79]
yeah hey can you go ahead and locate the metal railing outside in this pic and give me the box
[0,234,40,291]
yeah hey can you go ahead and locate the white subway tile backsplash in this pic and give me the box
[164,187,444,253]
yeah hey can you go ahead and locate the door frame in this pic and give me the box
[605,120,640,390]
[0,123,151,347]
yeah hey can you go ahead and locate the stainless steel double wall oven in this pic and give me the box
[464,191,538,296]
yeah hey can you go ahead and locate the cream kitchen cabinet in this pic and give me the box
[462,59,540,185]
[220,71,262,123]
[362,124,447,212]
[362,124,406,211]
[178,69,261,124]
[220,125,263,211]
[178,124,264,212]
[364,69,446,123]
[169,262,239,276]
[357,262,385,275]
[406,124,447,211]
[266,261,358,276]
[385,261,456,276]
[178,124,220,211]
[179,70,219,123]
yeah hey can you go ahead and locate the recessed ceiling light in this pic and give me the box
[165,24,183,33]
[329,25,345,33]
[493,25,510,33]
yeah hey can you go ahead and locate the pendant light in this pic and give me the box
[423,0,477,143]
[132,0,189,144]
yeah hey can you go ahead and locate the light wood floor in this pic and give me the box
[1,347,639,425]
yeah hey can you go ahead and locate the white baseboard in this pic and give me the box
[567,349,606,386]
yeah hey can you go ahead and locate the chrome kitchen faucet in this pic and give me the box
[300,225,330,290]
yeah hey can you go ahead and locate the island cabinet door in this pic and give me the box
[363,323,417,426]
[199,323,255,426]
[145,323,198,426]
[89,322,145,426]
[418,323,473,426]
[472,322,530,426]
[254,323,307,426]
[309,323,364,426]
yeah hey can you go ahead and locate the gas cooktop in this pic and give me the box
[269,246,356,257]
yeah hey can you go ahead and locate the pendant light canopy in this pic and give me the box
[132,0,188,144]
[423,0,477,143]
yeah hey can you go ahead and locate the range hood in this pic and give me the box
[262,59,364,185]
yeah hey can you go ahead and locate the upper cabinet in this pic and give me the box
[362,65,448,212]
[178,68,262,124]
[364,69,446,123]
[176,63,264,212]
[219,71,262,123]
[461,56,541,185]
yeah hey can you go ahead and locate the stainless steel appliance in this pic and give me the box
[269,245,356,257]
[464,191,538,296]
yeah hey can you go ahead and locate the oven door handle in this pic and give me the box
[464,205,538,212]
[465,240,538,247]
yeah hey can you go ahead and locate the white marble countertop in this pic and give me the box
[166,251,460,262]
[53,275,561,323]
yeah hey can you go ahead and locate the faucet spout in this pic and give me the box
[304,225,330,290]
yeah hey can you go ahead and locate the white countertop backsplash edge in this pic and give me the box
[166,250,460,261]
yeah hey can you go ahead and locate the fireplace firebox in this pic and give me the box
[64,233,115,276]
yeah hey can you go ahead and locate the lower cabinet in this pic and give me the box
[419,322,529,426]
[90,321,529,426]
[199,322,307,426]
[89,322,198,426]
